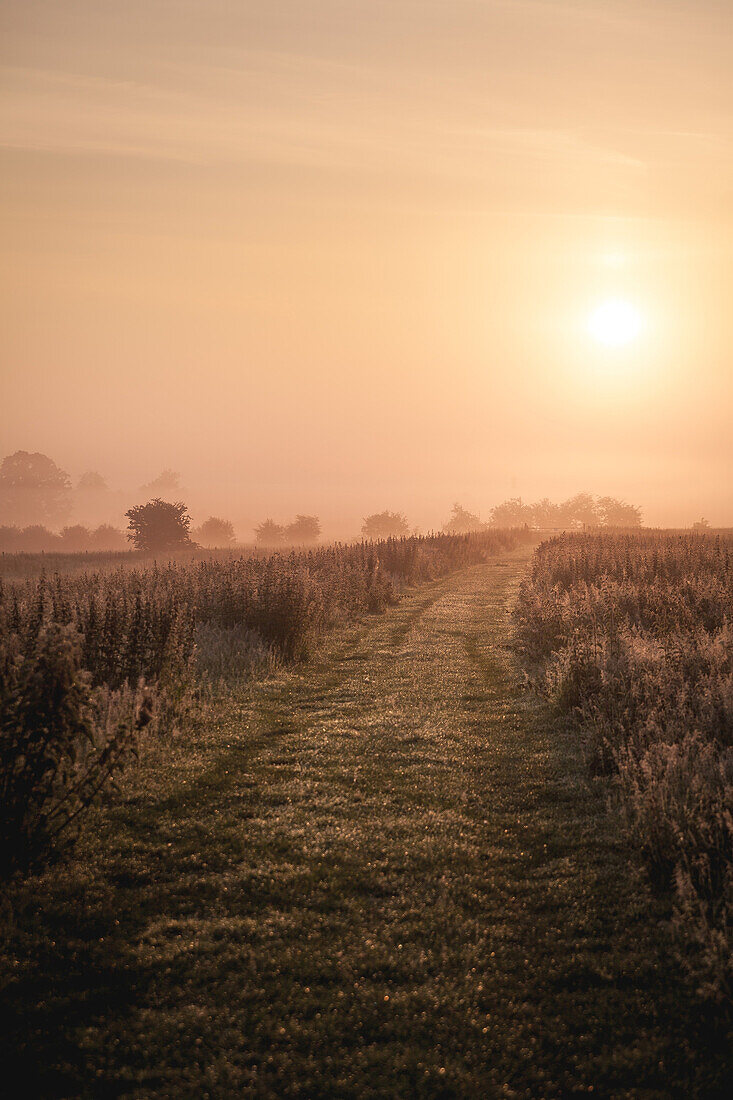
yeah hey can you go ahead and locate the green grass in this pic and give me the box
[1,545,730,1097]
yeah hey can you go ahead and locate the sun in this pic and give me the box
[587,298,643,348]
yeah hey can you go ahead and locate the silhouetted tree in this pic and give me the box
[0,451,71,527]
[489,498,533,527]
[255,519,286,545]
[126,499,193,552]
[196,516,236,548]
[138,469,182,498]
[15,525,61,552]
[562,492,600,528]
[77,471,108,492]
[529,498,565,529]
[286,515,321,544]
[59,525,92,552]
[442,503,483,534]
[597,496,642,528]
[88,524,127,551]
[0,526,20,551]
[361,511,410,539]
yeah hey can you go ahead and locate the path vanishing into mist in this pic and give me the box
[3,544,727,1097]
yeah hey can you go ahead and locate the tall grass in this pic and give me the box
[1,528,527,874]
[514,531,733,1000]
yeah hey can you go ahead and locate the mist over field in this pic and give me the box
[2,2,733,530]
[2,2,733,1096]
[0,447,649,550]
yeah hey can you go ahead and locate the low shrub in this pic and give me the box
[0,622,153,874]
[515,531,733,1001]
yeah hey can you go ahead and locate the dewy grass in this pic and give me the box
[1,530,529,873]
[1,545,730,1096]
[514,530,733,1003]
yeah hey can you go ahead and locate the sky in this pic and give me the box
[1,0,732,534]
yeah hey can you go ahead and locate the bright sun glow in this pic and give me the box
[587,298,643,347]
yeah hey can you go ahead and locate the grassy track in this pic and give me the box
[1,545,730,1097]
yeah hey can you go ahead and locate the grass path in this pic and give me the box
[2,546,730,1097]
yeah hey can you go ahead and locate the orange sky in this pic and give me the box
[1,0,732,534]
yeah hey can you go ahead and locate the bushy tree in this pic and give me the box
[361,511,410,539]
[597,496,642,528]
[442,503,483,534]
[0,451,71,527]
[0,525,20,552]
[15,525,61,552]
[126,499,193,552]
[77,471,108,492]
[195,516,236,548]
[286,515,321,544]
[138,469,182,498]
[59,525,93,552]
[489,498,533,527]
[0,623,148,873]
[530,498,564,528]
[88,524,127,551]
[564,492,600,528]
[74,470,123,529]
[255,519,286,545]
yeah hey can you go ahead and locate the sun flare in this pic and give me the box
[587,299,643,348]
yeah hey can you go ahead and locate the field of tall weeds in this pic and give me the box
[1,528,525,875]
[514,531,733,1000]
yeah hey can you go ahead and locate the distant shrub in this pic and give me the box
[195,516,236,548]
[596,496,642,528]
[442,503,483,534]
[59,524,94,552]
[0,525,20,552]
[362,511,410,538]
[0,450,71,528]
[77,471,108,492]
[0,524,126,554]
[138,469,182,499]
[0,622,153,875]
[15,525,61,552]
[255,519,286,545]
[285,514,321,544]
[87,524,127,551]
[126,498,193,552]
[255,515,322,545]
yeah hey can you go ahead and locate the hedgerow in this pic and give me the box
[514,531,733,1000]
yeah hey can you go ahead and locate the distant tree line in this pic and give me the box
[0,523,127,553]
[1,449,646,556]
[255,515,321,545]
[361,511,411,538]
[439,494,642,532]
[360,495,643,541]
[487,493,642,529]
[0,451,72,528]
[0,451,244,554]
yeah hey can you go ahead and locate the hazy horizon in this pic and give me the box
[2,0,732,530]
